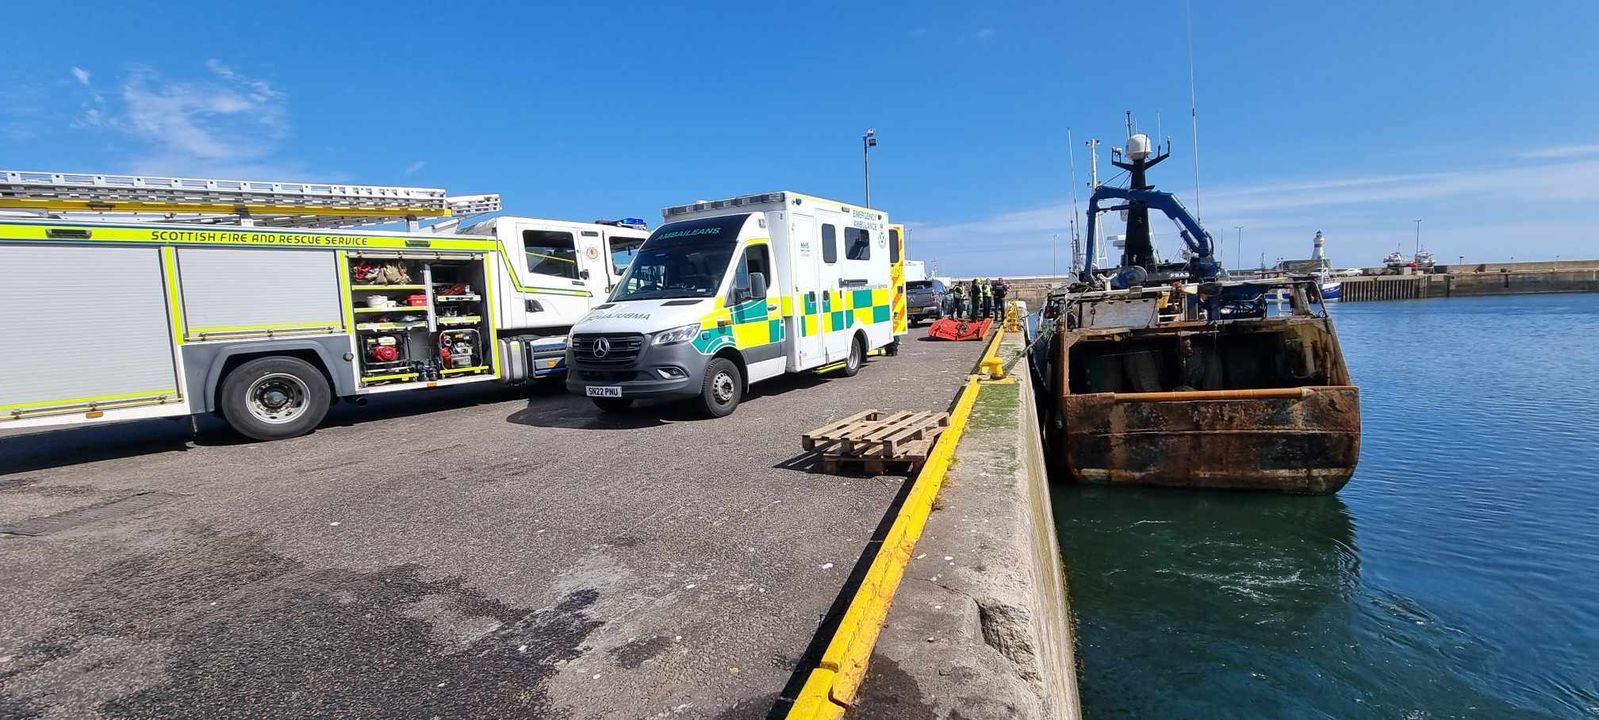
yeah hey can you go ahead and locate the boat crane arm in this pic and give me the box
[1082,185,1219,281]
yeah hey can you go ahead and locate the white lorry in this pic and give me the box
[565,191,907,417]
[0,170,646,440]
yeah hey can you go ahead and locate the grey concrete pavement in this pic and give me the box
[0,333,979,720]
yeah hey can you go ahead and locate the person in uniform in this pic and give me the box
[993,277,1009,320]
[950,282,967,319]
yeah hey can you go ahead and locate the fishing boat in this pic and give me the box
[1318,273,1343,300]
[1033,132,1361,494]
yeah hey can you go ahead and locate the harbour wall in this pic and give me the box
[1340,268,1599,302]
[850,329,1081,719]
[947,260,1599,306]
[946,276,1069,310]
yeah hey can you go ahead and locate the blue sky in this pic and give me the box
[5,0,1599,276]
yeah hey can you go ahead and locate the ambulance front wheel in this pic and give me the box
[695,357,743,418]
[219,355,331,441]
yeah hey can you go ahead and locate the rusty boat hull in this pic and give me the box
[1038,279,1363,494]
[1058,385,1361,494]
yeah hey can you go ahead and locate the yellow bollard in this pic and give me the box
[1002,300,1024,332]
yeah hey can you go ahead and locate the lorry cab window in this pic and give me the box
[609,235,644,276]
[822,224,838,264]
[846,227,871,261]
[610,215,744,302]
[523,230,579,278]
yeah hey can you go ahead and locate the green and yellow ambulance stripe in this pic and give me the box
[693,296,785,354]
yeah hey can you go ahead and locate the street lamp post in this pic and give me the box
[1414,219,1422,257]
[863,128,877,208]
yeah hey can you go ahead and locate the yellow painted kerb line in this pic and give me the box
[787,328,1007,719]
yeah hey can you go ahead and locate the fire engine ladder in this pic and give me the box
[0,169,500,230]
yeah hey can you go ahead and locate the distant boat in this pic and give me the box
[1319,271,1342,300]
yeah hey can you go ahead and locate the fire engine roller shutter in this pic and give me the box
[0,245,178,410]
[177,247,343,335]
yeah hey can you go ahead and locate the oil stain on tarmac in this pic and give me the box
[1,526,605,719]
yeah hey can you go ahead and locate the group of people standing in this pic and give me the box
[948,277,1009,321]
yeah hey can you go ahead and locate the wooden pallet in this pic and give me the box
[818,454,925,476]
[803,409,949,475]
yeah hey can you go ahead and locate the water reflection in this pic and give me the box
[1056,487,1370,717]
[1055,294,1599,719]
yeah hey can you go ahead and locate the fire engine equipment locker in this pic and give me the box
[1,244,180,412]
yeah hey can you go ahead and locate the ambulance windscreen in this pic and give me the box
[609,215,746,302]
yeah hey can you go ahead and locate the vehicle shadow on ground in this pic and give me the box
[506,367,851,430]
[0,383,543,476]
[505,397,682,430]
[0,418,201,479]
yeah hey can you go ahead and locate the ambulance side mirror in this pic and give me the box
[749,272,768,299]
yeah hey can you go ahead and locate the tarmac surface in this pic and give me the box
[0,332,978,720]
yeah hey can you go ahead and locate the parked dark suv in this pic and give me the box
[905,279,948,325]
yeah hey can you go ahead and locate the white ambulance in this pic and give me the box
[565,191,906,416]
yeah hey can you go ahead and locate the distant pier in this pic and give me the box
[950,259,1599,306]
[1338,260,1599,302]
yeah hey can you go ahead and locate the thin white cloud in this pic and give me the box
[70,67,91,86]
[1516,142,1599,160]
[65,61,299,177]
[908,27,930,38]
[404,160,427,176]
[976,27,996,40]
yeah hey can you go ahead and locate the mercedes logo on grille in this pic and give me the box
[592,337,611,358]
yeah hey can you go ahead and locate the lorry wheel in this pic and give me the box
[837,336,865,378]
[219,356,331,441]
[592,397,633,414]
[695,358,742,418]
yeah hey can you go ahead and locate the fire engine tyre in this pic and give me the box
[836,336,865,378]
[695,358,743,418]
[219,356,331,441]
[591,397,634,414]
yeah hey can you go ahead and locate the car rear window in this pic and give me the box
[907,281,935,290]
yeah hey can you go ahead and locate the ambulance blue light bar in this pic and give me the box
[663,192,786,217]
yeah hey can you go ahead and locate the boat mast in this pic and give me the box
[1086,138,1105,270]
[1068,129,1082,273]
[1110,118,1171,272]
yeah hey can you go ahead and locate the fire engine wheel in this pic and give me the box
[836,336,865,378]
[695,358,742,418]
[220,356,331,441]
[591,397,634,414]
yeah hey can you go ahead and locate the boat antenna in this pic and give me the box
[1185,0,1203,222]
[1067,128,1081,274]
